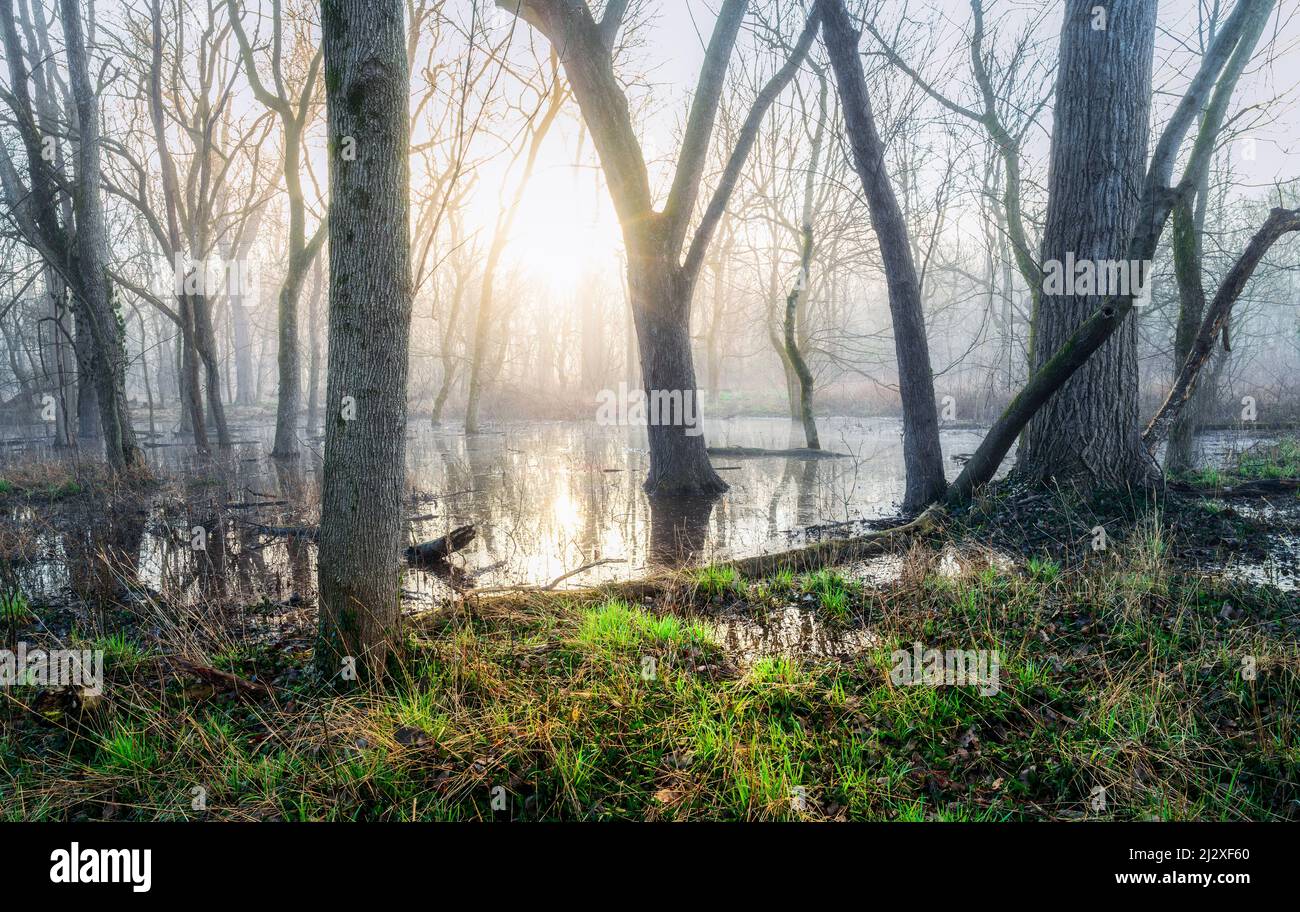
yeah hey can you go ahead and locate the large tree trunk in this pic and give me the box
[317,0,412,681]
[819,0,946,509]
[1017,0,1158,489]
[945,0,1264,504]
[60,0,139,471]
[628,244,727,498]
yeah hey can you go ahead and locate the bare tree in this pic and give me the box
[497,0,821,497]
[949,0,1273,502]
[316,0,413,680]
[227,0,326,459]
[0,0,141,469]
[819,0,946,509]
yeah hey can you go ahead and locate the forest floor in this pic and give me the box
[0,441,1297,821]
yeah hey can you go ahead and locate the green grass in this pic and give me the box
[0,589,30,624]
[1182,436,1300,487]
[692,565,743,598]
[0,509,1296,822]
[97,724,159,775]
[1235,438,1300,480]
[802,569,856,619]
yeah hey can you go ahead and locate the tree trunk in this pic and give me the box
[272,272,304,457]
[784,75,827,451]
[60,0,139,471]
[628,246,727,498]
[819,0,946,509]
[1017,0,1158,489]
[71,301,100,447]
[317,0,412,682]
[305,255,323,432]
[193,292,230,446]
[232,292,255,405]
[785,228,820,451]
[43,268,76,447]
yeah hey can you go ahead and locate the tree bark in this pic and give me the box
[498,0,818,498]
[60,0,140,471]
[317,0,412,681]
[1016,0,1158,489]
[945,0,1268,503]
[1145,207,1300,450]
[305,256,323,432]
[1163,0,1272,471]
[819,0,946,509]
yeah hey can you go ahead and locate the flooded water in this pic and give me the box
[2,415,1293,621]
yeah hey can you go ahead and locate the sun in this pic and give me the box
[505,159,621,296]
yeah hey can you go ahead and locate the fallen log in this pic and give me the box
[169,658,272,702]
[238,519,477,566]
[707,445,849,459]
[1170,477,1300,498]
[721,503,943,577]
[406,525,476,564]
[450,506,943,615]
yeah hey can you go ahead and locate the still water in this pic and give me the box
[3,416,1288,614]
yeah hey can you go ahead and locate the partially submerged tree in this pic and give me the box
[227,0,326,459]
[497,0,821,497]
[783,70,827,451]
[0,0,142,470]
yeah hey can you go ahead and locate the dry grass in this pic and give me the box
[2,503,1295,821]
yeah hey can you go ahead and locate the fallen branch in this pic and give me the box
[406,525,476,564]
[169,658,272,702]
[1170,477,1300,498]
[453,506,944,613]
[721,503,943,577]
[1144,207,1300,451]
[706,445,849,459]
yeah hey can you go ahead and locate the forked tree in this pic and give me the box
[497,0,821,497]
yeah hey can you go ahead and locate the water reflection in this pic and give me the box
[4,416,1289,615]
